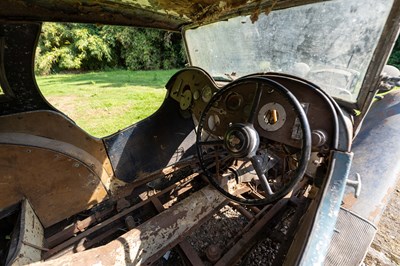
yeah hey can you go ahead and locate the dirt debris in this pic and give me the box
[186,205,248,264]
[364,182,400,266]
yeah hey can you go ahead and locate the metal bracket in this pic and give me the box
[346,173,362,198]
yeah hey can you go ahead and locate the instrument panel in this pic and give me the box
[168,68,218,119]
[166,67,337,152]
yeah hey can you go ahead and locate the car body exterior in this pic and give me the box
[1,0,400,265]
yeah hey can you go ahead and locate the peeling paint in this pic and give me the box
[9,200,44,265]
[32,186,226,266]
[342,193,357,209]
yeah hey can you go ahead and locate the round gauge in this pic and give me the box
[180,90,192,110]
[257,102,286,131]
[193,89,200,100]
[226,93,243,111]
[202,85,213,103]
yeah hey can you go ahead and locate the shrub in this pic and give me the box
[35,23,186,75]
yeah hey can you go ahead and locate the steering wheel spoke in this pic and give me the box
[250,155,274,196]
[247,85,263,125]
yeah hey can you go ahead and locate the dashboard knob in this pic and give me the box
[311,130,327,147]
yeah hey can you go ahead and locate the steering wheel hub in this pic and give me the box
[224,123,259,158]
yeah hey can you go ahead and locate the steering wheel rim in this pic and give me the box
[196,77,311,205]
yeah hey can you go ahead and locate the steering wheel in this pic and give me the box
[196,77,311,205]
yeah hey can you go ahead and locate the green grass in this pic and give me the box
[36,69,178,137]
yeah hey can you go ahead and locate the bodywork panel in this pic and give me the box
[344,90,400,224]
[0,23,52,115]
[284,151,353,265]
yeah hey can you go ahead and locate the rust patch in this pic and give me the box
[154,0,255,22]
[368,206,381,223]
[33,186,226,266]
[250,7,260,23]
[368,186,395,222]
[342,192,357,209]
[153,0,280,24]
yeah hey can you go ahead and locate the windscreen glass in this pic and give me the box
[185,0,393,103]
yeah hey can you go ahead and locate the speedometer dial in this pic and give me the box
[180,90,192,110]
[201,85,213,103]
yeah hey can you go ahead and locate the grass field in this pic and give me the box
[36,69,178,137]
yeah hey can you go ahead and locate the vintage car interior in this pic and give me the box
[1,0,400,265]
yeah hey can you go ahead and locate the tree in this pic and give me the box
[388,37,400,69]
[101,26,185,70]
[35,23,186,75]
[35,23,115,75]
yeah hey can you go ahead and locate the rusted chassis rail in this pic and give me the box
[31,180,307,265]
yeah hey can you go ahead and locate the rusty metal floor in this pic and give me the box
[28,171,310,266]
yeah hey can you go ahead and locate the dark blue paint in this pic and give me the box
[299,151,353,265]
[345,90,400,224]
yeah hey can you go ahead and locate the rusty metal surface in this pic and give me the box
[7,200,45,266]
[215,198,289,266]
[42,175,198,259]
[0,143,108,227]
[0,111,114,179]
[33,186,226,266]
[0,23,52,116]
[229,202,254,221]
[1,1,328,30]
[344,90,400,224]
[26,172,315,265]
[45,206,114,248]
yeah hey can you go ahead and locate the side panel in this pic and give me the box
[322,90,400,265]
[293,151,353,266]
[0,111,119,227]
[0,143,108,227]
[343,90,400,224]
[0,23,53,115]
[104,97,196,183]
[0,111,114,179]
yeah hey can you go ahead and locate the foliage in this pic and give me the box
[36,23,115,75]
[388,37,400,69]
[35,23,186,75]
[101,26,185,70]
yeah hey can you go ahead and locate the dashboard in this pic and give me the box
[166,67,337,153]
